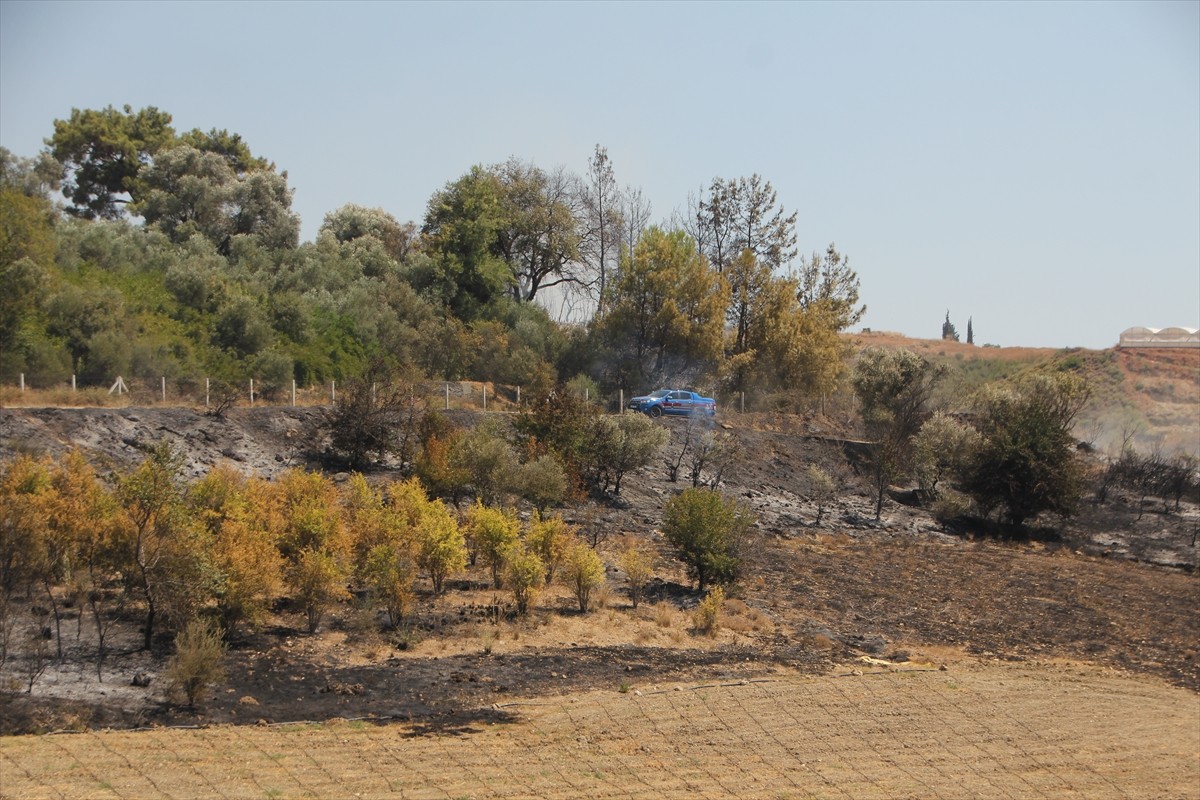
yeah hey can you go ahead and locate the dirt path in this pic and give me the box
[3,660,1197,800]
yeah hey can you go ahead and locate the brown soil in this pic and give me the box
[3,661,1197,799]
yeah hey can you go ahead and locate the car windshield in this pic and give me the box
[649,390,671,398]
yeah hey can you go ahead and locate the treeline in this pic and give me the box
[1,105,864,408]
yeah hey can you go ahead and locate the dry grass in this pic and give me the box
[592,582,613,610]
[721,598,773,634]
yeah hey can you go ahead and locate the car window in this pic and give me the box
[650,390,670,398]
[670,391,689,400]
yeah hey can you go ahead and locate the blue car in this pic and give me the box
[628,389,716,417]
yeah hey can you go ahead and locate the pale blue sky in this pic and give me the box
[2,0,1197,349]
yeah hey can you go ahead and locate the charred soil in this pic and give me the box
[0,404,1197,736]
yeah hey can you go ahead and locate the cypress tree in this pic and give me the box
[942,311,959,342]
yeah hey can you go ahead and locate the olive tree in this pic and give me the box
[662,488,753,591]
[912,411,982,501]
[964,372,1091,527]
[586,414,669,495]
[852,348,945,519]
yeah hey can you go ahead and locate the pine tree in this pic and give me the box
[967,317,974,345]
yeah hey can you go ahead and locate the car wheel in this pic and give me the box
[649,405,663,418]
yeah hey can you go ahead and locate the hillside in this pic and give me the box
[854,331,1200,456]
[0,400,1196,739]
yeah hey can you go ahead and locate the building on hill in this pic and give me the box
[1118,327,1200,348]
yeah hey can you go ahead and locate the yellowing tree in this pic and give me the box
[116,442,214,650]
[188,467,282,637]
[466,502,520,589]
[344,475,417,628]
[562,541,605,613]
[265,469,350,633]
[503,543,545,616]
[269,469,348,561]
[599,226,728,385]
[414,498,466,594]
[618,538,654,609]
[387,477,466,595]
[0,455,54,602]
[525,510,572,584]
[47,450,120,667]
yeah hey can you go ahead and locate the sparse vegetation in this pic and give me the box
[804,465,836,525]
[693,586,724,637]
[165,618,226,710]
[0,339,1196,746]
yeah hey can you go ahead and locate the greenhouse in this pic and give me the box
[1118,326,1200,348]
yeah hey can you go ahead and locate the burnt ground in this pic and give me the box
[0,406,1197,735]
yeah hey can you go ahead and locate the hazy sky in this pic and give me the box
[2,0,1197,349]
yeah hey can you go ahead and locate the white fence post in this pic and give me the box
[445,382,449,410]
[331,380,336,403]
[619,389,623,414]
[482,383,487,411]
[517,386,521,406]
[205,378,210,408]
[741,392,745,414]
[20,373,24,393]
[250,379,255,407]
[161,377,166,403]
[71,374,76,392]
[291,379,296,407]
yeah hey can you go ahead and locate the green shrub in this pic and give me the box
[662,488,752,590]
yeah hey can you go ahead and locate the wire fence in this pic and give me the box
[0,373,761,416]
[0,372,676,416]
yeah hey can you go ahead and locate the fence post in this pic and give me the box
[482,383,487,411]
[741,392,745,414]
[585,387,589,404]
[619,389,623,414]
[445,382,449,411]
[205,378,210,408]
[250,379,255,407]
[372,382,376,405]
[161,377,166,403]
[291,379,296,407]
[20,373,24,393]
[331,380,336,403]
[71,374,76,392]
[517,385,521,406]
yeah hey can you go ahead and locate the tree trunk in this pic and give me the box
[143,604,155,651]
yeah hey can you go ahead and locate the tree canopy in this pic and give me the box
[9,106,883,415]
[964,372,1091,526]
